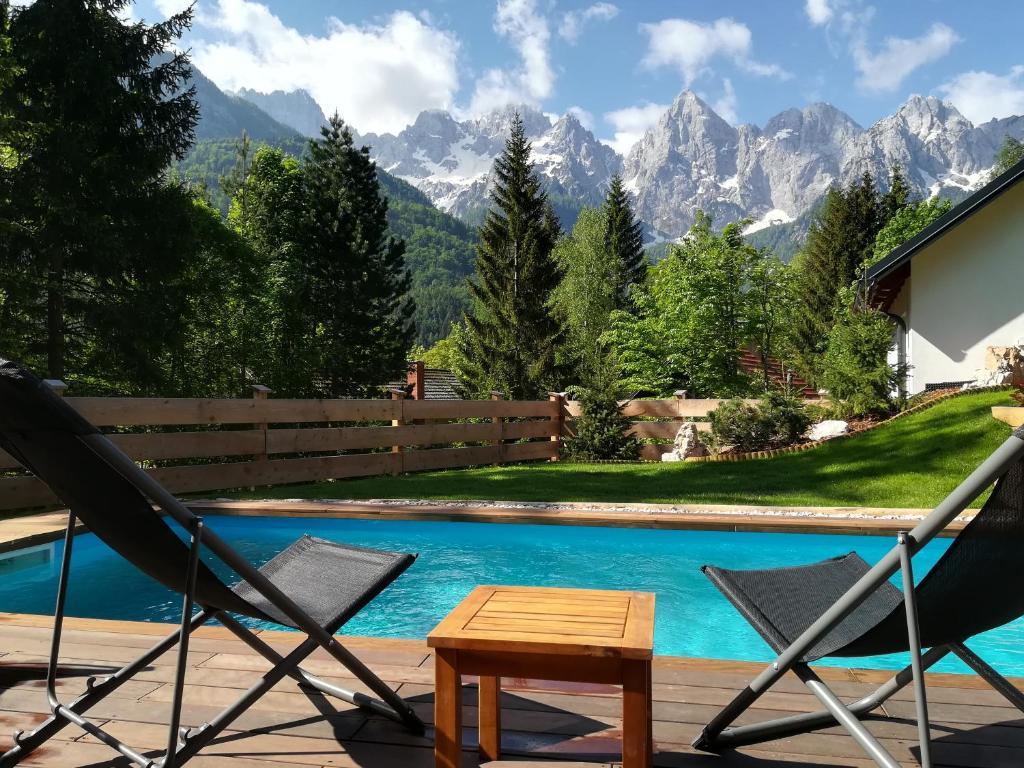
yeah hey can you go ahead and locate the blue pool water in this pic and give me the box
[1,516,1021,676]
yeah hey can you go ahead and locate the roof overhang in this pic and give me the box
[866,156,1024,286]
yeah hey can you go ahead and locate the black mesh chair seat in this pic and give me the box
[704,553,904,661]
[704,447,1024,664]
[0,358,426,767]
[232,535,413,633]
[691,423,1024,764]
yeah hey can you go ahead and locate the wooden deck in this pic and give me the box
[0,612,1021,767]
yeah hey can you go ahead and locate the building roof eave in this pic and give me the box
[866,156,1024,284]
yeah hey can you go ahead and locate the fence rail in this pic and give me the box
[0,386,781,510]
[0,389,561,511]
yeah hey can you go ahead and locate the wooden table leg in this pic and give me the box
[478,675,501,761]
[435,649,463,768]
[622,658,653,768]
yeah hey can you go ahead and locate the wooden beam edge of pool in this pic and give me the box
[187,499,970,537]
[0,500,973,555]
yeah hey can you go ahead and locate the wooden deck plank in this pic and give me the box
[0,614,1021,767]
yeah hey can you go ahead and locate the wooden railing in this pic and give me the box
[564,392,753,461]
[0,387,560,511]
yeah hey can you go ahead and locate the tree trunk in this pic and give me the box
[46,249,64,379]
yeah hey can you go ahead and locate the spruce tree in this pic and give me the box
[296,115,414,396]
[603,174,646,308]
[0,0,198,384]
[463,115,563,399]
[791,172,892,378]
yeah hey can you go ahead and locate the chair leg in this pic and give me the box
[706,645,951,750]
[215,612,424,733]
[794,664,902,768]
[0,513,215,768]
[950,642,1024,713]
[898,532,932,768]
[160,518,204,768]
[171,634,340,764]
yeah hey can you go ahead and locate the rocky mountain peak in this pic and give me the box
[234,87,328,138]
[472,103,552,140]
[893,95,972,141]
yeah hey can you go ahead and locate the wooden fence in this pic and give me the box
[565,392,753,461]
[0,388,561,511]
[0,385,771,510]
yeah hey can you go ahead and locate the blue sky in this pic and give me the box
[129,0,1024,152]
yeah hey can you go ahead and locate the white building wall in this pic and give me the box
[904,183,1024,393]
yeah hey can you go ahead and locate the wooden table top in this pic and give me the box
[427,585,655,660]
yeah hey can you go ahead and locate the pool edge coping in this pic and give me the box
[0,500,972,556]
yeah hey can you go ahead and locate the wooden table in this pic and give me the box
[427,585,655,768]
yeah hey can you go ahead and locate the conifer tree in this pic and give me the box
[0,0,198,384]
[603,174,646,308]
[296,115,414,396]
[462,115,563,399]
[791,171,892,378]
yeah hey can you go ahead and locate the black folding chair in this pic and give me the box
[692,425,1024,768]
[0,359,425,768]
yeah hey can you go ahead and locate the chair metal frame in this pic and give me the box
[692,432,1024,768]
[0,433,424,768]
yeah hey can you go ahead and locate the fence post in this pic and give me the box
[490,391,505,465]
[44,379,68,397]
[548,392,566,461]
[674,389,688,420]
[390,388,406,476]
[251,385,272,462]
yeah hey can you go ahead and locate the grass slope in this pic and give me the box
[233,390,1014,509]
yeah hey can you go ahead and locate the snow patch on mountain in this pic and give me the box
[335,88,1024,239]
[743,209,794,235]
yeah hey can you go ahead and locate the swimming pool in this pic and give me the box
[1,516,1020,676]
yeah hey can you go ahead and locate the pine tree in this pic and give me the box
[603,174,646,308]
[296,115,414,396]
[791,172,887,377]
[463,115,563,399]
[991,135,1024,178]
[0,0,198,384]
[880,166,912,222]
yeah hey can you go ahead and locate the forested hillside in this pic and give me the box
[176,130,476,347]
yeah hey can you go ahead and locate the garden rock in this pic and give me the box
[661,421,709,461]
[968,344,1024,388]
[807,420,849,441]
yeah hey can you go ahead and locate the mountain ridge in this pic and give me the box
[331,89,1024,242]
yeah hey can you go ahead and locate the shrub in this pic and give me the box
[564,384,641,461]
[819,306,904,418]
[709,392,812,452]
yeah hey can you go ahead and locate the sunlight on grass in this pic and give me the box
[231,391,1015,509]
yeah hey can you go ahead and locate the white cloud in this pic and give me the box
[710,78,738,125]
[851,22,959,92]
[558,2,618,44]
[468,0,553,115]
[938,67,1024,124]
[188,0,460,135]
[566,105,595,130]
[154,0,192,18]
[602,101,668,155]
[805,0,833,26]
[640,17,790,86]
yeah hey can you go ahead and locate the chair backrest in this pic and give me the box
[0,359,264,618]
[839,433,1024,656]
[915,441,1024,645]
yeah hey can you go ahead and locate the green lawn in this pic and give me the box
[230,390,1015,509]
